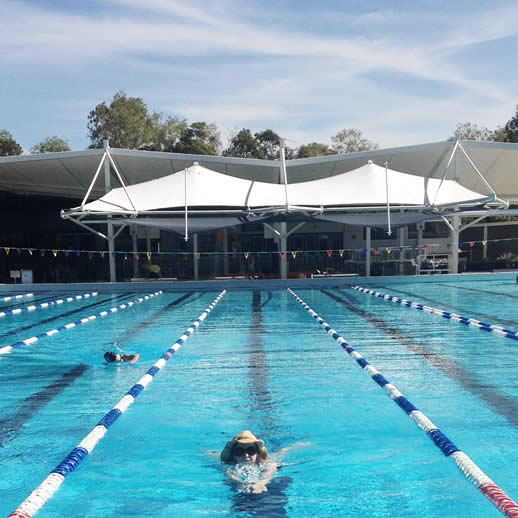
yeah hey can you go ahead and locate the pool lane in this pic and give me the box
[0,293,135,341]
[324,289,518,430]
[0,364,88,447]
[374,286,518,331]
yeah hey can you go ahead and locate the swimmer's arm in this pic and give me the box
[272,442,312,462]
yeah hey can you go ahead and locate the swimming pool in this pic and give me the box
[2,280,518,517]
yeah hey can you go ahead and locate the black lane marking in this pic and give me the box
[322,289,518,429]
[440,283,518,301]
[0,364,89,447]
[370,286,518,331]
[231,290,290,517]
[261,291,273,308]
[111,292,195,344]
[0,292,136,340]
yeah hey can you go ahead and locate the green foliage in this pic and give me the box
[87,91,157,149]
[0,129,22,156]
[449,122,494,141]
[331,128,378,154]
[223,129,265,158]
[296,142,335,158]
[172,121,221,155]
[30,136,70,153]
[223,128,295,160]
[504,104,518,143]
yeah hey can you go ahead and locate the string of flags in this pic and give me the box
[1,236,516,261]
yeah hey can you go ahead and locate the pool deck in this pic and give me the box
[0,271,517,294]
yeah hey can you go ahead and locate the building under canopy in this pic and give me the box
[0,139,517,281]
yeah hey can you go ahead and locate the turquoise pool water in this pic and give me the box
[1,281,518,517]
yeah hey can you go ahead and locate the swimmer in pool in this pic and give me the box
[104,351,139,364]
[220,430,310,494]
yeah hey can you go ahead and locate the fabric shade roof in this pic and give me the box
[73,161,490,215]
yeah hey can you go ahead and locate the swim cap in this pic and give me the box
[104,351,117,362]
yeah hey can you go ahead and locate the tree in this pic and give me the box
[504,104,518,143]
[448,122,494,141]
[331,128,378,154]
[296,142,335,158]
[255,129,281,160]
[172,121,221,155]
[0,130,22,156]
[31,136,71,153]
[223,129,265,158]
[87,90,157,149]
[140,115,187,152]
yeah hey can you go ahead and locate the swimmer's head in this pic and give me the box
[104,351,118,363]
[220,430,267,464]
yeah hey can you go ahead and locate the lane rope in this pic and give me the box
[288,288,518,518]
[0,292,98,318]
[8,289,226,518]
[2,293,34,302]
[352,286,518,342]
[0,291,163,355]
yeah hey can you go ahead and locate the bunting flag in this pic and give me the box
[184,254,188,261]
[40,250,45,257]
[386,248,391,254]
[196,252,201,260]
[124,254,128,260]
[100,251,105,258]
[315,251,320,257]
[447,244,451,249]
[28,249,33,256]
[482,241,487,247]
[171,252,176,258]
[135,253,140,261]
[280,252,285,259]
[65,251,70,257]
[16,248,21,255]
[220,253,225,259]
[244,252,249,259]
[291,251,297,259]
[459,242,464,248]
[339,250,344,257]
[469,242,475,248]
[146,251,151,261]
[412,246,416,252]
[268,251,273,257]
[362,248,367,256]
[52,250,58,257]
[375,249,379,255]
[4,247,9,255]
[76,251,80,256]
[327,250,332,258]
[423,245,428,251]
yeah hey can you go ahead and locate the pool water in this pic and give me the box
[1,281,518,517]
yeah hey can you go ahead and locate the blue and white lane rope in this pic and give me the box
[352,286,518,342]
[0,292,98,318]
[287,288,518,518]
[0,291,162,355]
[8,290,226,518]
[1,293,34,302]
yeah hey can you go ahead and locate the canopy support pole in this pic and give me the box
[193,233,199,280]
[104,140,116,282]
[399,211,406,274]
[450,212,460,274]
[131,225,139,278]
[280,139,289,210]
[280,222,288,280]
[417,224,423,275]
[365,226,371,277]
[384,162,392,236]
[483,225,488,260]
[223,228,229,275]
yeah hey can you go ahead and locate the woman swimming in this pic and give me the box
[220,430,309,494]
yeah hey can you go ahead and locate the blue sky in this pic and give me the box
[2,0,517,152]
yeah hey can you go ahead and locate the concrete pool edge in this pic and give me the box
[0,271,517,294]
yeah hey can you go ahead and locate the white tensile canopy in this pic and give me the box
[62,160,502,236]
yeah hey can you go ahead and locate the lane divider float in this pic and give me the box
[2,293,34,302]
[288,288,518,518]
[8,290,226,518]
[352,286,518,342]
[0,291,163,355]
[0,292,98,318]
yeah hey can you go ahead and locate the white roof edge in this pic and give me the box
[0,148,104,164]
